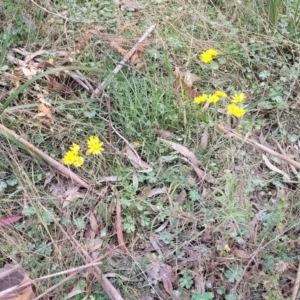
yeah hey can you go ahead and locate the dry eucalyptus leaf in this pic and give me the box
[183,70,200,87]
[181,157,215,184]
[159,264,174,295]
[160,139,200,167]
[200,127,209,150]
[147,187,167,198]
[89,212,99,235]
[125,146,152,171]
[262,154,290,180]
[156,129,174,140]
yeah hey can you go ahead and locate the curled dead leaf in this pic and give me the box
[125,146,152,171]
[156,129,174,140]
[159,138,200,166]
[0,265,34,300]
[159,264,175,295]
[262,154,290,180]
[200,127,209,150]
[147,187,167,198]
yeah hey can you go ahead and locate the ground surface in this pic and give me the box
[1,0,300,299]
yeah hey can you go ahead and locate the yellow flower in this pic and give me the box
[207,49,219,57]
[214,90,227,98]
[208,94,220,103]
[231,93,246,103]
[48,58,54,64]
[73,156,84,167]
[193,94,208,104]
[86,136,104,155]
[200,52,213,63]
[227,103,245,118]
[69,143,80,154]
[199,48,219,63]
[63,151,77,165]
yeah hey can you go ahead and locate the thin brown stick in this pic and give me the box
[115,191,125,250]
[217,124,300,170]
[0,251,116,298]
[292,261,300,300]
[43,207,124,300]
[0,124,101,193]
[93,24,156,96]
[33,273,77,300]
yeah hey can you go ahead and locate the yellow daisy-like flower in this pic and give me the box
[73,156,84,167]
[193,94,209,104]
[69,143,80,154]
[214,90,227,98]
[231,93,246,103]
[208,94,220,103]
[86,136,104,155]
[207,49,219,57]
[199,48,219,64]
[63,151,77,165]
[227,103,245,118]
[200,52,213,63]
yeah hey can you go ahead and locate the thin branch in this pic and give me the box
[217,124,300,170]
[292,261,300,300]
[43,207,124,300]
[93,24,156,96]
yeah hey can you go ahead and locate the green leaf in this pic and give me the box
[42,210,54,225]
[288,134,298,143]
[225,291,237,300]
[22,206,36,217]
[192,292,214,300]
[0,181,7,192]
[6,177,18,186]
[225,266,243,283]
[74,217,86,231]
[179,272,194,289]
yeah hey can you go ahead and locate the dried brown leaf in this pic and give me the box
[181,157,215,184]
[63,186,85,208]
[194,274,205,293]
[176,190,187,204]
[200,127,209,150]
[146,259,160,281]
[156,129,174,140]
[125,146,152,171]
[98,176,120,183]
[262,154,290,180]
[147,187,167,198]
[232,248,251,260]
[0,265,34,300]
[183,70,200,87]
[160,139,200,166]
[89,212,99,235]
[20,65,38,79]
[120,0,141,11]
[159,265,174,295]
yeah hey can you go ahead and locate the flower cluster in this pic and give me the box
[193,91,246,118]
[62,136,104,167]
[194,90,227,104]
[199,48,219,64]
[62,143,85,167]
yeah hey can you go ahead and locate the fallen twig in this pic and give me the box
[0,124,99,193]
[115,190,125,250]
[93,24,156,96]
[44,207,124,300]
[292,261,300,300]
[217,124,300,170]
[0,251,117,298]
